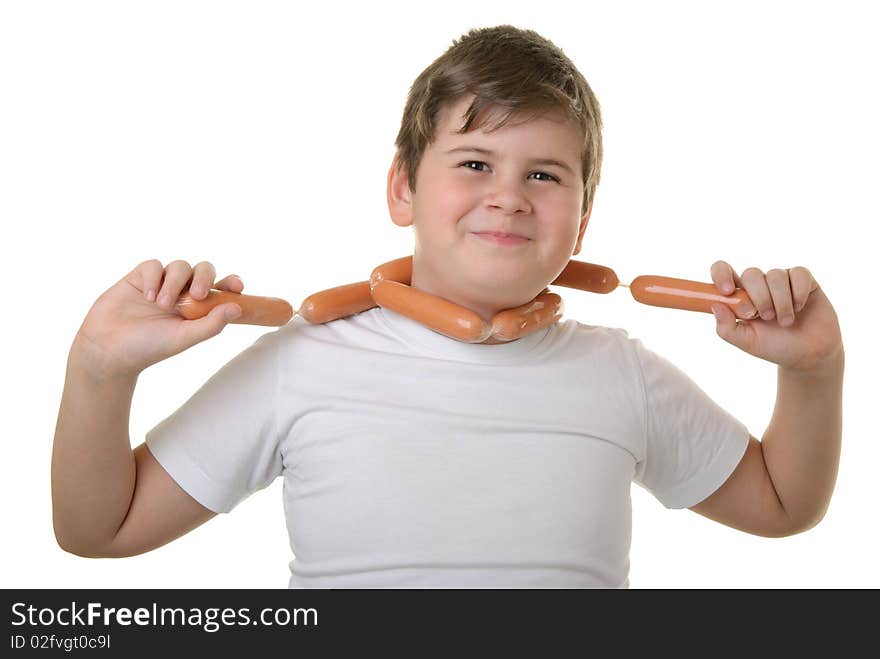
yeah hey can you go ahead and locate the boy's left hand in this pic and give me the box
[709,261,843,372]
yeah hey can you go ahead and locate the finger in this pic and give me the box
[213,274,245,293]
[789,266,817,312]
[711,261,757,319]
[156,260,194,311]
[133,259,165,302]
[188,261,217,300]
[179,302,243,347]
[740,267,773,320]
[766,268,795,327]
[710,260,743,295]
[711,301,755,352]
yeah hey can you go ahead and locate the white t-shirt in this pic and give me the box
[145,306,749,588]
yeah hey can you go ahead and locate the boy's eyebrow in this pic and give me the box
[444,146,575,175]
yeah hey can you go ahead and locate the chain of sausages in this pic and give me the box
[174,255,755,340]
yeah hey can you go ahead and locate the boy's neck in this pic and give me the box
[408,272,532,345]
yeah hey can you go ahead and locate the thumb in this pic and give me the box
[711,303,753,352]
[180,303,242,346]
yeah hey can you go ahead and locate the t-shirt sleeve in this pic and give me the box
[144,330,284,514]
[628,336,750,509]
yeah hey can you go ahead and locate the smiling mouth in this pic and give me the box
[472,232,531,245]
[477,231,527,238]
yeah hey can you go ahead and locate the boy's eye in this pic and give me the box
[459,161,559,183]
[461,160,490,172]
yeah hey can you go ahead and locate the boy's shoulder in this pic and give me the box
[566,318,634,345]
[259,306,405,351]
[563,320,657,371]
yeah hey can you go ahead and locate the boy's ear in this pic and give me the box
[572,199,593,256]
[387,157,414,228]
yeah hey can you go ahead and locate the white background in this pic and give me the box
[1,0,876,589]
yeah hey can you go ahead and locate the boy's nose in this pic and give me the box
[484,182,532,214]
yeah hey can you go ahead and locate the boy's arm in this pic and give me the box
[54,259,247,557]
[689,347,844,536]
[51,337,140,554]
[52,334,216,557]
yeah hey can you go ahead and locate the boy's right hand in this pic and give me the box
[73,259,246,379]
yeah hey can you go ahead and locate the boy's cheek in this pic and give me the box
[434,207,481,237]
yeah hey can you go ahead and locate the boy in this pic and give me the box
[52,25,844,587]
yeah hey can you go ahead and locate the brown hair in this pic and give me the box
[393,25,603,215]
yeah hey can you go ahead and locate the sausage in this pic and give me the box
[629,275,757,317]
[175,290,294,326]
[490,289,564,342]
[370,256,414,287]
[298,281,374,324]
[370,279,492,343]
[550,260,619,293]
[292,256,414,326]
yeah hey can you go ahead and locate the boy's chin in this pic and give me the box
[456,281,548,310]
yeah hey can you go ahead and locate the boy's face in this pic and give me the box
[387,94,591,332]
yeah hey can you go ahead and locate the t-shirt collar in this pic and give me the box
[377,305,553,364]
